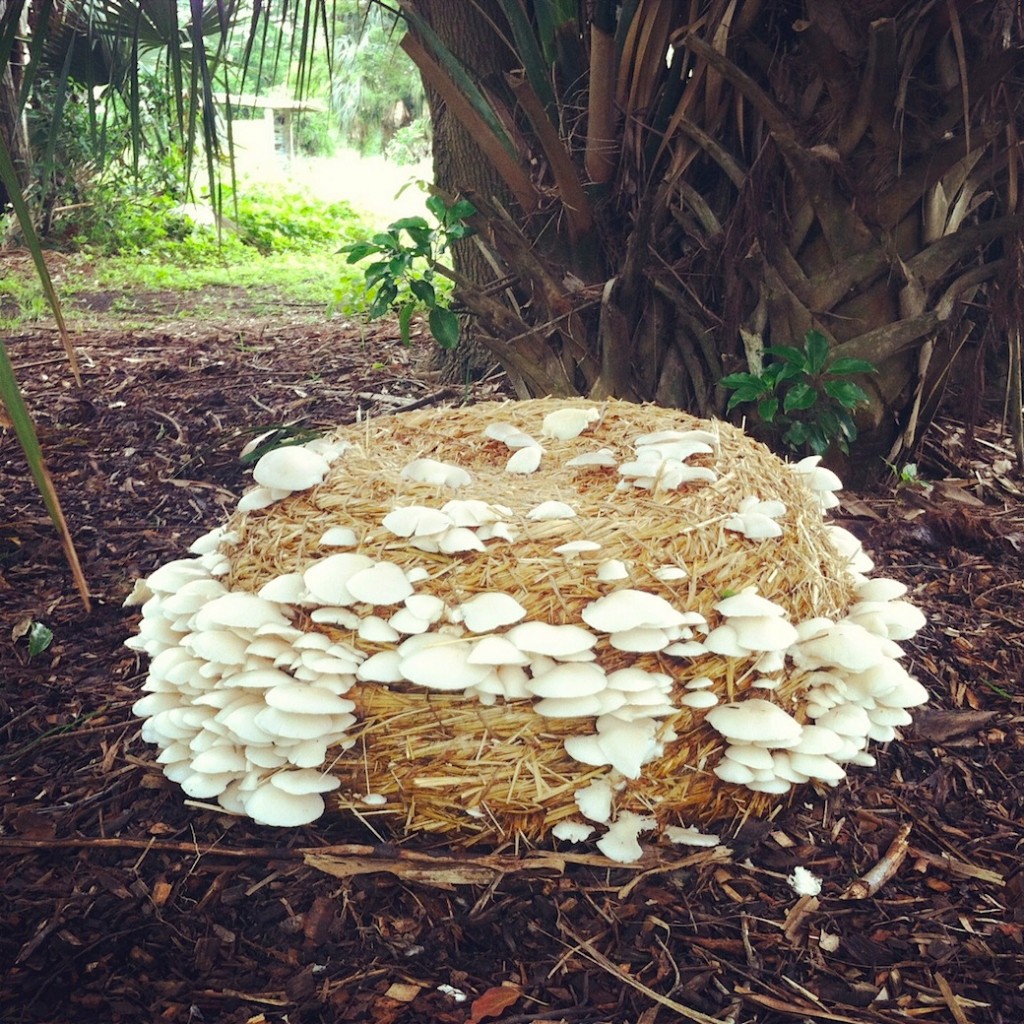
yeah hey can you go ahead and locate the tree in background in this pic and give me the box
[331,2,424,155]
[391,0,1024,481]
[3,0,1023,483]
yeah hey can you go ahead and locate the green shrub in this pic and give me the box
[226,187,363,254]
[720,330,876,456]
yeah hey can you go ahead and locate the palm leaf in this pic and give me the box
[0,342,91,611]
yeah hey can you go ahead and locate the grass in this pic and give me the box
[2,232,372,331]
[0,155,440,331]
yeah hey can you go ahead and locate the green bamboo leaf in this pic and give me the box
[0,341,91,610]
[409,278,436,307]
[757,396,779,422]
[447,199,478,221]
[342,241,379,263]
[28,621,54,657]
[0,135,77,381]
[501,0,557,112]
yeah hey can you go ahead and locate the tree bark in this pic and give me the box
[0,0,31,216]
[408,0,514,384]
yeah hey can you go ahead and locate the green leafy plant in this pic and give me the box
[720,330,876,455]
[886,461,933,494]
[340,193,476,349]
[27,622,55,657]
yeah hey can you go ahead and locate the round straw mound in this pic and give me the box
[226,400,854,839]
[129,397,929,857]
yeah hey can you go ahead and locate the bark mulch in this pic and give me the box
[2,301,1023,1024]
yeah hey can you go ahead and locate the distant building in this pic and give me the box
[218,93,328,167]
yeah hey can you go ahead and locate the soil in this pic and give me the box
[2,286,1023,1024]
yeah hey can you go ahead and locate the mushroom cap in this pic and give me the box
[193,592,291,632]
[253,445,330,492]
[467,635,531,666]
[541,406,600,440]
[264,684,355,716]
[506,446,543,474]
[526,500,577,520]
[793,621,885,673]
[345,561,414,605]
[582,589,688,632]
[702,624,748,657]
[505,621,597,657]
[679,690,719,709]
[552,820,595,842]
[484,422,539,449]
[257,573,309,604]
[400,457,472,488]
[381,505,454,539]
[460,592,527,633]
[268,769,341,795]
[722,744,775,771]
[714,590,787,619]
[706,699,803,746]
[664,825,721,847]
[609,627,672,652]
[596,811,657,863]
[358,615,401,643]
[244,783,325,826]
[728,615,799,652]
[302,553,376,606]
[596,559,630,581]
[399,642,490,691]
[527,662,608,698]
[319,526,359,547]
[567,448,617,468]
[574,778,613,823]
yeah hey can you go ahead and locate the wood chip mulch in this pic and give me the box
[1,301,1023,1024]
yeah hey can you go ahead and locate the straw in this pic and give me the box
[223,398,855,843]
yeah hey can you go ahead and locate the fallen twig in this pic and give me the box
[840,823,912,899]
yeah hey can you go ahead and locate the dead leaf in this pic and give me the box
[835,495,882,520]
[385,983,421,1003]
[910,709,998,743]
[468,985,522,1023]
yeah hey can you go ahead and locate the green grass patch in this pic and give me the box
[2,182,379,329]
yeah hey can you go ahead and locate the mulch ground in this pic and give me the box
[2,293,1023,1024]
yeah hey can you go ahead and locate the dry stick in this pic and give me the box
[733,986,900,1024]
[840,823,912,900]
[935,972,973,1024]
[0,835,714,878]
[558,925,732,1024]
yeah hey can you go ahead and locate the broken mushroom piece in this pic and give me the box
[597,811,658,863]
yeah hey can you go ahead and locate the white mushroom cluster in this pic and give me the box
[127,399,930,863]
[616,428,719,491]
[126,542,353,827]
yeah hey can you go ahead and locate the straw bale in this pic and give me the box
[220,398,858,843]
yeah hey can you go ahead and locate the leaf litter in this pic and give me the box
[1,295,1023,1023]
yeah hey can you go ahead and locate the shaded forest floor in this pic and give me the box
[2,288,1023,1023]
